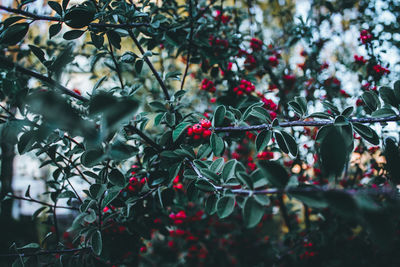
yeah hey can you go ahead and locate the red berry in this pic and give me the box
[202,129,212,138]
[192,124,203,134]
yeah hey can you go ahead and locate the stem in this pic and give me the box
[0,56,88,102]
[5,194,79,210]
[0,247,91,258]
[214,115,400,132]
[108,39,125,89]
[124,125,163,152]
[180,0,195,91]
[128,30,171,101]
[0,5,150,29]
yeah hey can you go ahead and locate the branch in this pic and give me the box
[214,115,400,132]
[180,0,195,91]
[0,56,88,102]
[187,159,399,197]
[0,5,150,29]
[128,30,171,101]
[0,247,91,258]
[124,125,163,152]
[6,194,79,210]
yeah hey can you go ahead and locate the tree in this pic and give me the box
[0,0,400,266]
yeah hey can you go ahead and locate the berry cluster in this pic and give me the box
[257,151,274,160]
[233,79,255,96]
[187,119,212,140]
[200,78,216,93]
[268,56,279,67]
[124,165,147,193]
[250,38,263,51]
[372,64,390,76]
[283,74,296,86]
[244,54,257,70]
[208,35,229,49]
[214,10,231,24]
[169,210,188,225]
[360,29,373,44]
[354,54,367,64]
[172,174,183,190]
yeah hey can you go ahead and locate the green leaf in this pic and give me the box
[91,230,102,256]
[379,86,398,107]
[371,107,397,118]
[222,159,237,181]
[135,59,144,74]
[107,30,121,49]
[288,101,304,117]
[216,196,235,218]
[173,122,191,142]
[209,158,225,173]
[393,80,400,103]
[341,106,354,118]
[205,194,217,215]
[274,131,289,154]
[28,45,45,62]
[257,160,289,188]
[0,23,29,45]
[48,1,63,15]
[242,197,264,228]
[352,122,379,145]
[253,194,270,205]
[81,149,104,168]
[294,96,307,115]
[49,23,62,39]
[255,130,271,153]
[149,101,167,112]
[280,131,298,157]
[361,91,380,111]
[319,127,349,177]
[63,30,85,40]
[195,179,215,192]
[213,105,226,127]
[289,186,328,208]
[384,137,400,183]
[307,112,333,119]
[64,7,94,28]
[108,169,126,187]
[101,188,120,209]
[210,133,224,156]
[249,107,271,122]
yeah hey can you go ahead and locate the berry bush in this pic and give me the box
[1,0,400,266]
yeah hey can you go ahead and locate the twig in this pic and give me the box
[0,5,150,29]
[0,247,92,258]
[0,56,88,102]
[180,0,195,91]
[125,125,163,152]
[214,115,400,132]
[107,39,125,89]
[128,30,171,101]
[6,194,78,210]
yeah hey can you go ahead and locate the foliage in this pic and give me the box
[0,0,400,266]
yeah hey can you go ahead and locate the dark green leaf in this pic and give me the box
[63,30,85,40]
[242,197,264,228]
[213,105,226,127]
[210,133,224,156]
[108,169,126,187]
[173,122,190,142]
[257,160,289,188]
[91,230,102,256]
[216,196,235,218]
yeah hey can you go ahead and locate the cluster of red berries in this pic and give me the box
[283,74,296,86]
[250,38,263,51]
[257,151,274,160]
[299,242,317,260]
[354,54,367,64]
[214,10,230,24]
[169,210,187,225]
[233,79,255,96]
[339,89,350,98]
[200,78,216,93]
[268,56,279,67]
[324,76,341,87]
[362,82,377,91]
[172,174,183,190]
[372,64,390,76]
[244,54,257,70]
[208,35,229,49]
[360,29,373,44]
[187,119,212,140]
[124,165,147,193]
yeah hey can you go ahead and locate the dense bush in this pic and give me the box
[1,0,400,266]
